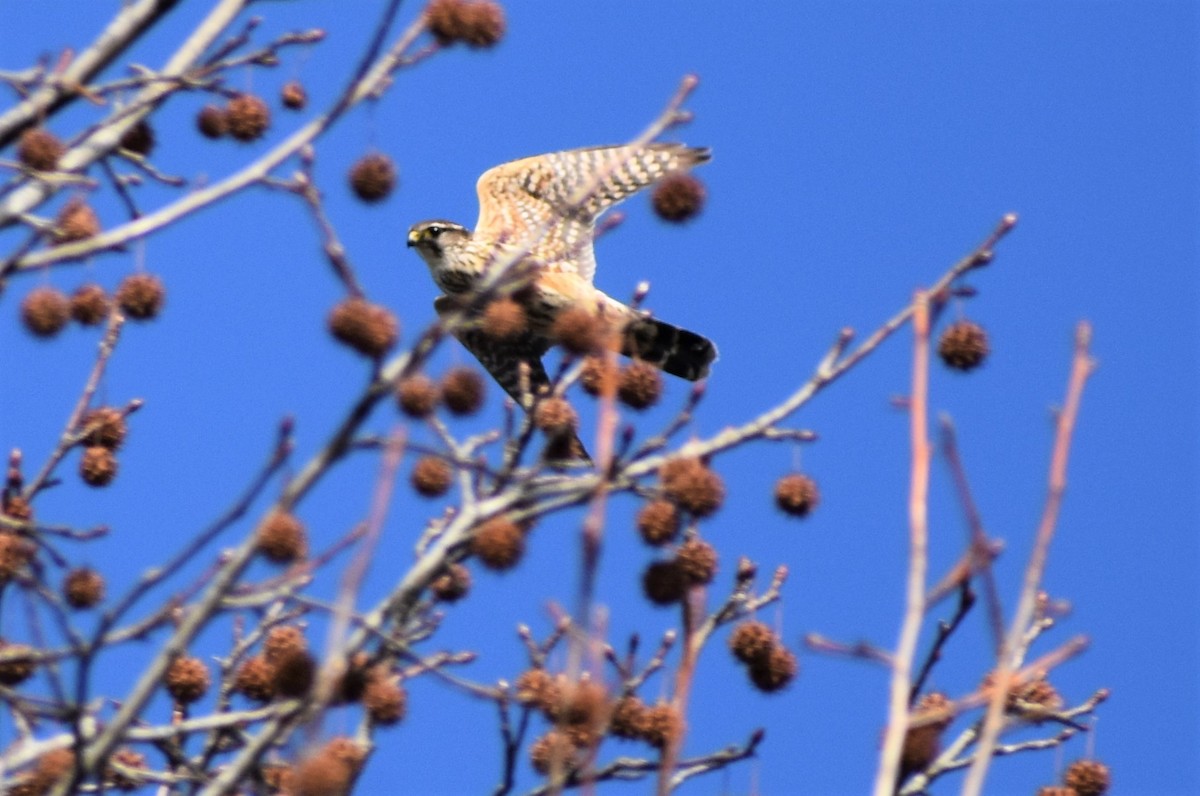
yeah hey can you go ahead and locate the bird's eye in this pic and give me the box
[426,225,443,237]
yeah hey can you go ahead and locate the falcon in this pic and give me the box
[406,144,717,441]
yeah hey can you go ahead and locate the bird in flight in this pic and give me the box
[407,143,717,449]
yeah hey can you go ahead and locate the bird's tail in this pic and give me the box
[542,431,592,465]
[621,317,717,381]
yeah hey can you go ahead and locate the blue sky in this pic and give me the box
[1,2,1196,794]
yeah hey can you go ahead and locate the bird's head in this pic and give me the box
[406,220,470,264]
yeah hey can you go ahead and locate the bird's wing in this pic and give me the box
[435,295,552,409]
[474,144,711,284]
[434,296,590,462]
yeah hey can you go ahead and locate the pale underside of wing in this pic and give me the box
[472,144,709,284]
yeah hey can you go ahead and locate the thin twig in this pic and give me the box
[0,0,253,241]
[909,582,974,702]
[24,312,126,498]
[873,291,932,796]
[939,415,1005,651]
[3,8,427,273]
[0,0,182,149]
[961,322,1095,796]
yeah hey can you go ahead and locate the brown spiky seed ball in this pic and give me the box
[272,649,316,698]
[0,532,35,580]
[225,94,270,142]
[559,723,599,755]
[63,567,105,609]
[348,152,397,203]
[234,655,276,702]
[675,538,717,585]
[324,737,367,771]
[660,457,725,517]
[774,473,820,518]
[0,641,36,685]
[979,667,1036,710]
[913,691,954,730]
[364,678,407,725]
[1020,675,1064,709]
[641,560,687,605]
[481,297,526,338]
[938,320,989,371]
[106,747,148,791]
[557,677,606,727]
[119,120,155,156]
[426,0,506,48]
[609,695,649,740]
[980,668,1059,710]
[652,173,706,223]
[728,620,775,665]
[533,397,577,437]
[1034,788,1079,796]
[617,360,664,410]
[115,273,165,320]
[106,748,147,790]
[33,748,76,789]
[281,81,308,110]
[552,306,606,355]
[460,1,506,47]
[979,669,1008,699]
[196,105,227,139]
[327,296,398,358]
[640,702,684,749]
[471,517,524,571]
[2,496,33,521]
[21,287,71,338]
[164,655,211,704]
[396,374,440,418]
[636,499,680,547]
[55,197,100,244]
[80,446,118,487]
[17,127,64,171]
[264,626,307,664]
[441,366,485,415]
[1064,759,1111,796]
[82,407,127,449]
[411,456,453,497]
[336,653,371,704]
[747,645,798,693]
[900,721,943,777]
[256,510,308,564]
[579,355,617,397]
[430,562,471,602]
[70,283,111,326]
[528,729,577,775]
[514,668,559,712]
[293,743,359,796]
[262,764,295,794]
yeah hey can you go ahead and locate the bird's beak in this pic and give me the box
[406,230,419,248]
